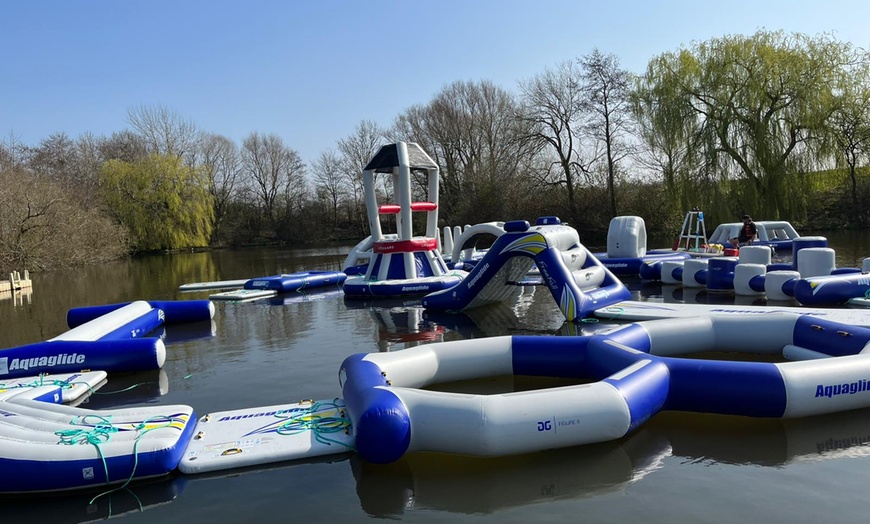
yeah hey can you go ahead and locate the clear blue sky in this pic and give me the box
[2,0,868,164]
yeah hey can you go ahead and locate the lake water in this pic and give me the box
[2,230,870,522]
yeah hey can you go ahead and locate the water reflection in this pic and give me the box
[350,406,870,517]
[0,474,187,522]
[83,369,170,408]
[343,297,445,351]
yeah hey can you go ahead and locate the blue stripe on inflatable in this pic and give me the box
[0,339,164,379]
[244,272,347,292]
[28,386,63,403]
[792,315,870,357]
[0,411,195,492]
[749,274,766,292]
[595,344,669,432]
[605,324,653,352]
[511,336,592,377]
[67,300,213,327]
[706,258,737,291]
[99,308,164,340]
[340,354,411,464]
[369,254,383,278]
[386,253,406,280]
[663,358,786,417]
[413,252,432,277]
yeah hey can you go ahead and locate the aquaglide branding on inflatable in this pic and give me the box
[0,353,86,374]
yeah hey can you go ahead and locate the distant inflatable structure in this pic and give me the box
[422,217,631,322]
[343,142,466,297]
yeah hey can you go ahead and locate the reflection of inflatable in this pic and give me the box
[0,397,195,493]
[422,217,631,321]
[350,429,670,517]
[343,143,467,297]
[343,298,444,350]
[350,404,870,517]
[0,474,188,521]
[85,369,170,408]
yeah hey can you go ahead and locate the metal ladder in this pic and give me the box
[674,209,708,251]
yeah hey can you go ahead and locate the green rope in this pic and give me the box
[55,413,184,505]
[597,306,625,321]
[273,400,354,450]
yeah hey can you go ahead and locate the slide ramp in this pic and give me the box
[422,218,631,321]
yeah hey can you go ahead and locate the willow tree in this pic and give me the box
[640,30,861,222]
[100,154,214,251]
[632,58,707,214]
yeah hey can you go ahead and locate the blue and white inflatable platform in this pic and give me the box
[340,311,870,464]
[342,142,467,298]
[0,397,195,493]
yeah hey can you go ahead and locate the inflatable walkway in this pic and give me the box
[421,217,631,321]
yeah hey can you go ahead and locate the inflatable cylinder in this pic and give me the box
[797,248,835,278]
[792,236,828,273]
[706,257,738,292]
[734,264,766,296]
[765,270,800,301]
[661,261,684,285]
[864,258,870,273]
[682,259,708,288]
[792,273,870,306]
[55,301,153,341]
[739,245,772,266]
[67,300,215,327]
[0,339,165,379]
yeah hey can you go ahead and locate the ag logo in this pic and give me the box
[537,420,552,431]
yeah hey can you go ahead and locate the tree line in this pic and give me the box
[2,30,869,275]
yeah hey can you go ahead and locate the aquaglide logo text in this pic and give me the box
[0,354,86,375]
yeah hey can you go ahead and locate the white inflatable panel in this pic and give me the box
[179,279,249,292]
[0,370,107,404]
[179,399,353,474]
[208,289,277,302]
[595,300,870,327]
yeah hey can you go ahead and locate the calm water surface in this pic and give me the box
[2,231,870,522]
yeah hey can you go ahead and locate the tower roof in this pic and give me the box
[364,142,438,173]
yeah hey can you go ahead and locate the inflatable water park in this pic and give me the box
[6,141,870,496]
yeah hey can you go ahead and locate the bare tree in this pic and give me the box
[98,130,149,163]
[127,104,199,160]
[581,48,635,217]
[337,120,386,234]
[312,149,347,228]
[518,61,601,221]
[241,132,305,232]
[198,133,241,240]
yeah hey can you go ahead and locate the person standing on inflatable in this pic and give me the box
[730,215,757,248]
